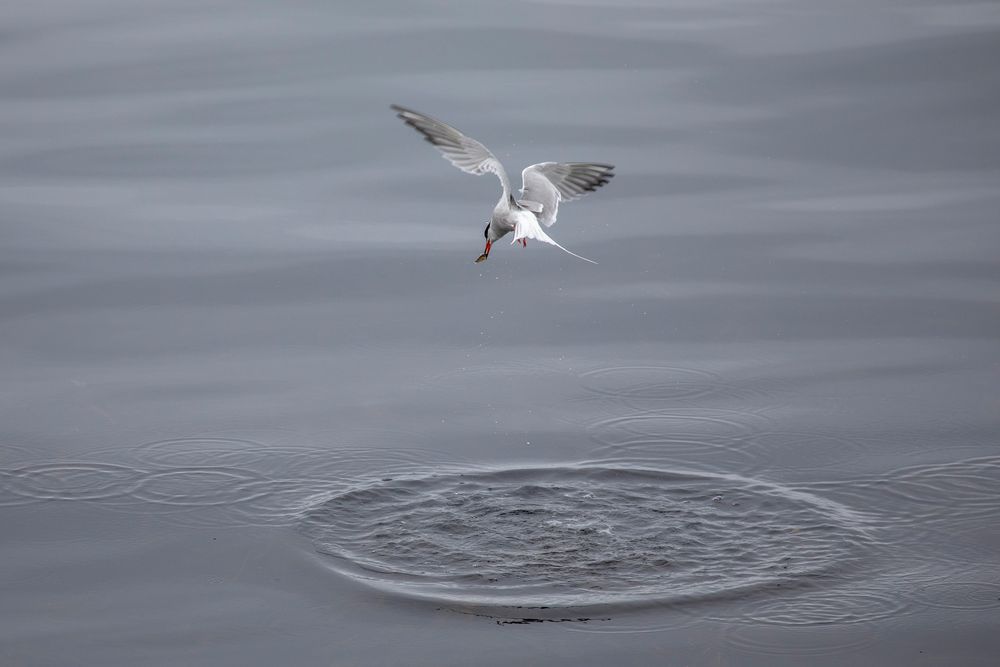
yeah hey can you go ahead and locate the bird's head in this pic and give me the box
[475,221,493,263]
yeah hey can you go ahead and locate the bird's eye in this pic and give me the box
[484,223,490,239]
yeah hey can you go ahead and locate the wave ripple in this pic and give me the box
[300,465,869,609]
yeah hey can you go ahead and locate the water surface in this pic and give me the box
[2,0,999,664]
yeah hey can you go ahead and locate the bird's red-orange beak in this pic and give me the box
[475,240,491,263]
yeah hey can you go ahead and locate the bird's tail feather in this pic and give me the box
[512,213,597,264]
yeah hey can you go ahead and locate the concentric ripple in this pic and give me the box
[731,589,907,626]
[130,467,271,506]
[799,455,1000,526]
[724,622,880,657]
[589,410,771,447]
[578,364,781,410]
[3,462,144,502]
[300,465,870,609]
[579,365,726,401]
[587,409,773,471]
[744,431,872,473]
[908,581,1000,611]
[0,442,35,466]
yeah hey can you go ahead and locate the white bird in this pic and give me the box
[390,105,614,263]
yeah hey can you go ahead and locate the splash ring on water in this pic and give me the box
[588,410,772,452]
[0,443,35,466]
[0,470,41,506]
[725,589,907,626]
[580,365,725,402]
[797,455,1000,527]
[586,409,773,471]
[723,621,880,657]
[130,467,271,506]
[300,465,869,610]
[3,462,144,502]
[908,581,1000,611]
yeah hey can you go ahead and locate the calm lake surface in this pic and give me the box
[2,1,999,664]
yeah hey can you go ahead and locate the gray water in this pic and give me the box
[2,0,999,664]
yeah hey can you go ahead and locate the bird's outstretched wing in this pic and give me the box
[512,210,597,264]
[391,105,511,198]
[520,162,614,226]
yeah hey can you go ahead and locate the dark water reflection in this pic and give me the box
[2,0,999,664]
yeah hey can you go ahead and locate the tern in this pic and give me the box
[390,105,614,263]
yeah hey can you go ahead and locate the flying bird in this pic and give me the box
[390,105,614,263]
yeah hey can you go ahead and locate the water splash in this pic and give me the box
[300,465,870,609]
